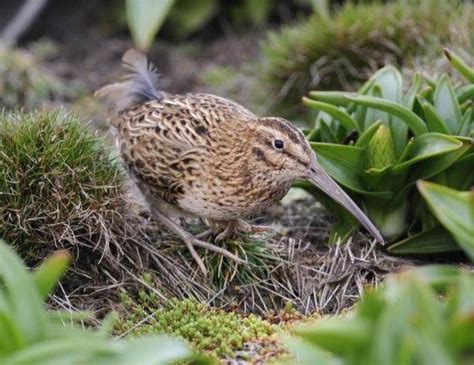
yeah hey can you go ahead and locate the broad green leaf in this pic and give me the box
[308,91,351,107]
[126,0,175,51]
[444,48,474,83]
[418,97,450,134]
[388,226,460,254]
[33,251,70,301]
[281,337,338,365]
[345,95,428,136]
[355,120,382,148]
[0,240,46,346]
[394,133,462,172]
[433,75,463,134]
[456,84,474,104]
[418,181,474,260]
[297,318,370,354]
[458,107,473,136]
[311,142,392,198]
[318,119,338,143]
[390,142,471,207]
[402,73,421,109]
[303,98,360,132]
[445,152,474,190]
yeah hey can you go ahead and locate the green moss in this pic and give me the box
[0,109,124,261]
[117,292,275,360]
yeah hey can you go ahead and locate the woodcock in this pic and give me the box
[96,49,384,275]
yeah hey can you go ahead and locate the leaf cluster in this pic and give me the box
[0,240,195,365]
[301,50,473,257]
[283,265,474,365]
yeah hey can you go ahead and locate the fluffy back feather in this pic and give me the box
[94,49,163,112]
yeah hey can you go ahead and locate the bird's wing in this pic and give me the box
[117,93,255,204]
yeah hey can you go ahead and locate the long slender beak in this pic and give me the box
[307,164,385,245]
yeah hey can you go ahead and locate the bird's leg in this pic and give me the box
[214,219,274,242]
[149,205,246,275]
[235,219,274,234]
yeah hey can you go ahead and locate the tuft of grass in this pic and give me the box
[116,293,275,361]
[0,109,125,262]
[254,0,474,118]
[0,41,80,110]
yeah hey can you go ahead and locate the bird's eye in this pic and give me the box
[273,139,284,150]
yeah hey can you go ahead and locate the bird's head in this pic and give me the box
[250,117,384,244]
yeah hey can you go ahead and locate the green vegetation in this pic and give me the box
[0,42,78,110]
[125,0,280,50]
[0,110,124,261]
[300,50,473,256]
[255,0,474,117]
[117,288,275,361]
[283,266,474,365]
[0,239,196,365]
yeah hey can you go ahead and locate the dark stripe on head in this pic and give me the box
[259,117,301,144]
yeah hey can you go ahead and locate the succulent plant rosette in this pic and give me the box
[300,49,474,259]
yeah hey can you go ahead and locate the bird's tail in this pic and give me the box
[94,49,163,113]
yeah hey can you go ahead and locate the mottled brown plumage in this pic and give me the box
[96,49,383,275]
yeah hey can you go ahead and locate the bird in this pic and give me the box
[95,49,384,275]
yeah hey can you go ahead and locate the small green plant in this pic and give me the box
[0,42,78,110]
[283,266,474,365]
[300,50,473,256]
[117,291,275,361]
[0,239,196,365]
[0,110,124,261]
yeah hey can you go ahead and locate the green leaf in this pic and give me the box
[308,91,351,107]
[417,181,474,260]
[388,226,461,254]
[345,94,428,136]
[0,240,46,346]
[303,98,360,132]
[297,318,370,354]
[355,120,382,148]
[394,133,463,172]
[445,152,474,190]
[456,84,474,104]
[165,0,216,39]
[402,73,421,109]
[318,119,338,143]
[433,74,463,134]
[418,96,451,134]
[458,107,473,136]
[126,0,175,51]
[33,251,70,301]
[311,142,391,198]
[444,48,474,83]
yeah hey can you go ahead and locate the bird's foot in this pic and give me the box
[182,233,246,275]
[214,219,274,242]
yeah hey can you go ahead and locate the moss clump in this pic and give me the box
[117,289,275,360]
[0,41,80,110]
[255,1,474,118]
[0,109,124,261]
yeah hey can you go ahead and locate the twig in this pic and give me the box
[1,0,49,48]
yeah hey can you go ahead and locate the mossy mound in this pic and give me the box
[254,1,474,118]
[0,109,124,262]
